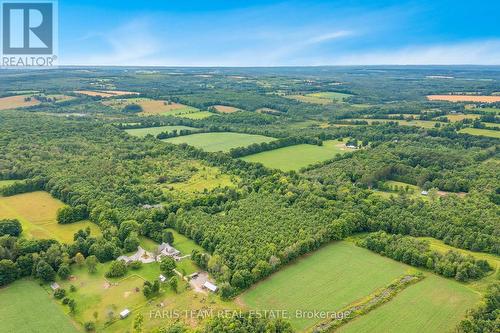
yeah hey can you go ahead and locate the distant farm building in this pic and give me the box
[50,282,60,291]
[421,190,429,196]
[117,246,155,264]
[159,274,167,282]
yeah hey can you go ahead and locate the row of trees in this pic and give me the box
[359,232,492,281]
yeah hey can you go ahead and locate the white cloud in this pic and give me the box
[327,40,500,65]
[64,19,165,66]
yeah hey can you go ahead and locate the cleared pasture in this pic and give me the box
[337,274,480,333]
[241,140,348,171]
[74,90,139,97]
[166,163,237,194]
[0,279,78,333]
[239,241,410,331]
[459,127,500,138]
[213,105,240,113]
[286,92,352,104]
[0,191,101,243]
[125,125,199,137]
[427,95,500,103]
[163,132,276,152]
[444,114,480,121]
[349,118,438,129]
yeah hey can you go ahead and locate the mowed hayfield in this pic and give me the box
[213,105,241,113]
[427,95,500,103]
[241,140,348,171]
[166,163,237,195]
[0,279,79,333]
[337,274,480,333]
[286,92,352,104]
[125,125,199,137]
[239,241,410,331]
[163,132,276,152]
[74,90,139,98]
[459,127,500,138]
[0,191,100,243]
[0,94,40,110]
[444,114,480,121]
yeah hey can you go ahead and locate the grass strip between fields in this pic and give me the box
[309,273,424,333]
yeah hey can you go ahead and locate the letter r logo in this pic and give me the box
[2,2,53,54]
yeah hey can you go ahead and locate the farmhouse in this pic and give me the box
[157,242,181,261]
[203,281,218,292]
[117,246,155,264]
[120,309,131,319]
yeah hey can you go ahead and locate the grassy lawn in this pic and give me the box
[459,127,500,138]
[337,274,481,333]
[0,191,101,243]
[239,241,410,331]
[241,140,349,171]
[164,228,205,256]
[0,279,79,333]
[125,125,199,137]
[163,132,276,152]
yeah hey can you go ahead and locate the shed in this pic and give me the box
[159,274,166,282]
[421,190,429,196]
[203,281,218,292]
[120,309,131,319]
[50,282,60,291]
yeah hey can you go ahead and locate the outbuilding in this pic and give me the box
[120,309,131,319]
[203,281,218,292]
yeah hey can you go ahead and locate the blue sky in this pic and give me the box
[59,0,500,66]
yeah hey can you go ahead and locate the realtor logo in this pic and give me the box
[1,1,57,66]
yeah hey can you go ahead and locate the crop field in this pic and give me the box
[427,95,500,103]
[241,139,348,171]
[0,179,22,189]
[125,125,199,137]
[0,191,101,243]
[459,127,500,138]
[74,90,139,97]
[0,94,40,110]
[239,241,411,331]
[163,132,276,152]
[213,105,240,113]
[337,274,480,333]
[286,91,352,104]
[0,279,78,333]
[444,114,481,121]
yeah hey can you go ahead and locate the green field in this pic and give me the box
[241,140,348,171]
[163,132,276,152]
[337,274,480,333]
[347,118,438,129]
[176,110,214,119]
[459,127,500,138]
[0,191,101,243]
[0,279,78,333]
[239,241,410,331]
[286,92,352,104]
[125,125,199,137]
